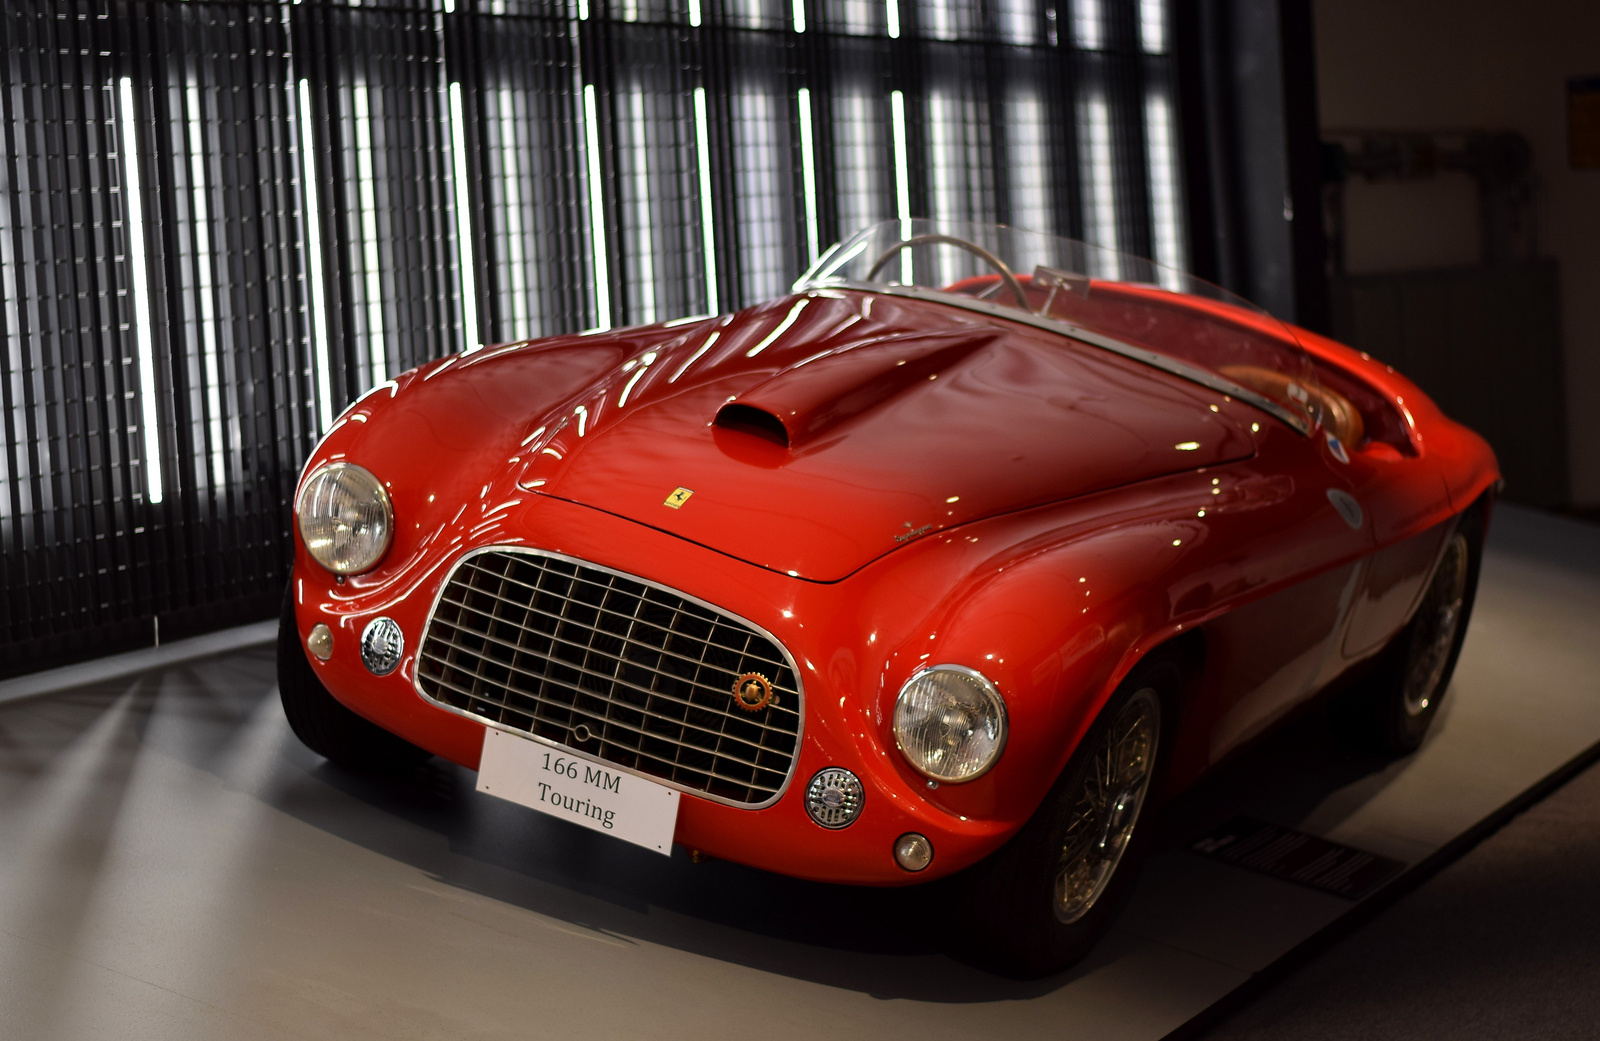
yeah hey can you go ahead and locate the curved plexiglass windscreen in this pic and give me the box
[796,219,1330,437]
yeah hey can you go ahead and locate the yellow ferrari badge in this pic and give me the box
[664,487,694,509]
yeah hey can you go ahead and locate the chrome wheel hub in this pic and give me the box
[1054,687,1160,924]
[1403,532,1470,717]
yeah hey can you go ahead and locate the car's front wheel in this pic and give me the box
[952,655,1177,979]
[277,584,432,773]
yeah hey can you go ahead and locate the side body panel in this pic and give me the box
[1342,521,1452,659]
[1197,561,1364,767]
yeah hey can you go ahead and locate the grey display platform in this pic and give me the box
[0,504,1595,1041]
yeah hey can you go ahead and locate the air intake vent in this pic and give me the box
[713,403,790,447]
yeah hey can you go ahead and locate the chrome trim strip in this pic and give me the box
[814,281,1313,437]
[412,544,806,811]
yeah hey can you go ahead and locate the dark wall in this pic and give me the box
[1175,0,1328,330]
[1332,263,1568,509]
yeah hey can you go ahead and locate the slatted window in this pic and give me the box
[0,0,1182,676]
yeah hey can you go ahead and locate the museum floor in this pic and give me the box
[1195,753,1600,1041]
[0,504,1595,1040]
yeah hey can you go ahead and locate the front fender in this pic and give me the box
[836,475,1217,838]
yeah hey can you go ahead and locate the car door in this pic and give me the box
[1195,426,1378,764]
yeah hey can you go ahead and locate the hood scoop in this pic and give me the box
[715,328,1001,449]
[714,403,791,448]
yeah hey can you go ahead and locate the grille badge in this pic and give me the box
[733,672,773,711]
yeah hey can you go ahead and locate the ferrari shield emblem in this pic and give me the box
[664,487,694,509]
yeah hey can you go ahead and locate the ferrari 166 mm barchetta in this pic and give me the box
[280,220,1498,977]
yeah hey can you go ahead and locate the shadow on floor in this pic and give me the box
[0,637,1411,1004]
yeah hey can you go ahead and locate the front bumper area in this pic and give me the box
[289,495,1014,886]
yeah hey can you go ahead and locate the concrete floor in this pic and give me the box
[1195,756,1600,1041]
[0,505,1595,1040]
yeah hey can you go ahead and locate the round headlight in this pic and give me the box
[893,664,1007,783]
[296,463,393,575]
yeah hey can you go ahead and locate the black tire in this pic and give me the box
[951,654,1180,979]
[1345,504,1485,754]
[277,584,432,773]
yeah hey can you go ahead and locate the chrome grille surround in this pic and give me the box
[414,546,805,809]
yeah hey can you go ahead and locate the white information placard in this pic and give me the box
[477,728,680,856]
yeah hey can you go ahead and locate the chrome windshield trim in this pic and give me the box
[810,280,1313,437]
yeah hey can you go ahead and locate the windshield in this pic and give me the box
[796,219,1325,437]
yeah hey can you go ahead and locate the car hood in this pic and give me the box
[513,290,1256,581]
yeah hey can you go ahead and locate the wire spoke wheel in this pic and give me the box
[1053,687,1160,924]
[1402,532,1471,717]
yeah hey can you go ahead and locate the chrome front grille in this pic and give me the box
[416,548,803,808]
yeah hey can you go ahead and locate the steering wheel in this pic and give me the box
[864,234,1029,309]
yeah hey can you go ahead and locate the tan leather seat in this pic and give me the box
[1218,364,1365,448]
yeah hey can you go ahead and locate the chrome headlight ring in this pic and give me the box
[893,663,1008,784]
[295,462,394,575]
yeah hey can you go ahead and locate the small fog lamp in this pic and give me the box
[894,833,933,872]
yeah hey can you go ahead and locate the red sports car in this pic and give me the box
[279,220,1498,977]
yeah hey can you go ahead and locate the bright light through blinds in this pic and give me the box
[1079,89,1121,278]
[448,82,480,352]
[1140,0,1166,53]
[118,76,164,505]
[497,86,531,340]
[628,87,657,324]
[352,82,387,382]
[296,80,334,432]
[835,88,881,239]
[1144,90,1185,287]
[581,84,612,331]
[185,81,227,491]
[1073,0,1103,49]
[0,117,18,519]
[886,0,901,38]
[693,86,719,316]
[890,90,912,284]
[792,0,806,31]
[797,88,820,263]
[1006,89,1050,235]
[927,91,956,224]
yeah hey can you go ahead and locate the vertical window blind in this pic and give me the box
[0,0,1182,675]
